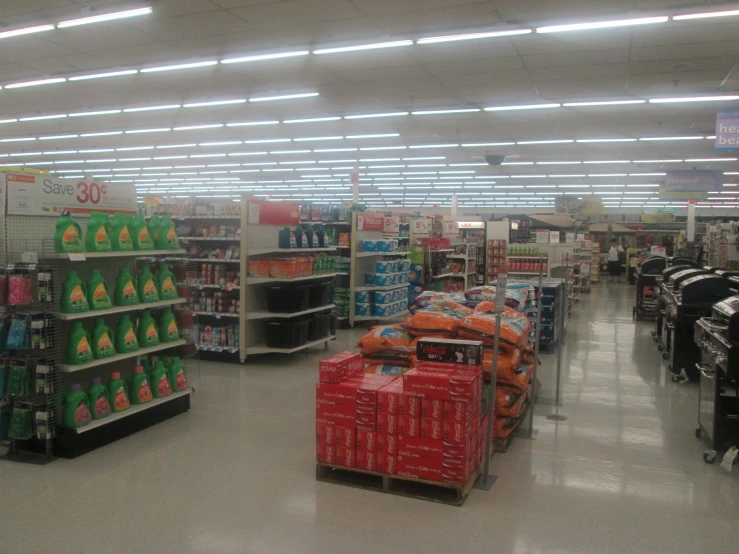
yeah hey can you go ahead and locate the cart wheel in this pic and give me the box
[650,330,656,337]
[657,343,663,350]
[653,336,659,343]
[695,425,702,439]
[703,450,717,464]
[662,352,669,360]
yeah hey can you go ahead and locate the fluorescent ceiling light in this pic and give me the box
[314,148,357,153]
[222,50,309,64]
[19,114,66,121]
[0,119,18,124]
[227,120,279,127]
[536,16,668,34]
[183,99,246,108]
[636,159,682,163]
[249,92,319,102]
[271,150,311,154]
[141,61,217,73]
[485,103,560,111]
[417,29,531,44]
[200,141,242,146]
[57,7,152,28]
[347,134,400,140]
[674,10,739,20]
[117,147,153,152]
[536,161,581,165]
[243,138,291,144]
[78,148,113,153]
[38,135,76,140]
[4,78,66,89]
[313,40,413,55]
[126,128,171,134]
[294,136,343,142]
[284,116,341,124]
[517,139,573,145]
[461,142,515,147]
[411,109,481,115]
[344,112,408,120]
[649,96,739,103]
[685,158,737,162]
[640,136,704,141]
[81,131,122,137]
[563,100,646,107]
[124,104,180,113]
[582,160,628,164]
[576,138,637,143]
[69,109,122,117]
[69,70,138,81]
[409,144,458,149]
[0,24,55,40]
[157,143,197,149]
[173,124,223,131]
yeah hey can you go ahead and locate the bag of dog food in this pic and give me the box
[497,363,533,393]
[420,301,473,319]
[364,364,408,376]
[482,347,521,381]
[357,324,417,354]
[495,383,527,418]
[402,311,461,338]
[457,308,531,351]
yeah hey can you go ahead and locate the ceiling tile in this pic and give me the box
[230,0,364,29]
[371,3,501,35]
[130,9,256,41]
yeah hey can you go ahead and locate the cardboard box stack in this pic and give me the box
[316,339,488,486]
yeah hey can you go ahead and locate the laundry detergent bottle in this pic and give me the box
[141,359,154,380]
[61,270,89,313]
[157,264,178,300]
[87,377,111,420]
[137,266,160,303]
[91,318,116,359]
[147,215,162,247]
[109,213,134,251]
[87,269,113,310]
[54,212,83,253]
[66,322,94,364]
[115,314,139,353]
[130,366,153,405]
[114,267,139,306]
[137,309,160,347]
[169,356,189,392]
[64,384,92,428]
[85,212,112,252]
[151,361,173,398]
[157,214,180,250]
[108,372,130,413]
[131,214,155,250]
[279,226,297,249]
[158,306,180,343]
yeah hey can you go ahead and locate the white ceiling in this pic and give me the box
[1,0,739,209]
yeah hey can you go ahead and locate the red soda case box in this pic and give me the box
[377,379,403,414]
[416,337,483,366]
[343,374,399,405]
[441,462,470,484]
[335,425,355,449]
[316,421,334,445]
[377,412,397,435]
[316,443,335,464]
[397,436,444,466]
[399,393,421,416]
[336,446,355,468]
[316,383,356,418]
[403,364,480,401]
[442,419,473,445]
[421,398,443,419]
[319,352,363,383]
[398,414,420,438]
[377,432,397,455]
[420,417,443,440]
[355,448,379,472]
[377,453,396,475]
[355,412,377,427]
[442,440,471,458]
[356,427,377,451]
[396,457,444,482]
[315,407,355,427]
[355,402,376,415]
[443,399,473,423]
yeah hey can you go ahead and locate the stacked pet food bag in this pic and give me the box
[316,339,487,484]
[354,281,536,444]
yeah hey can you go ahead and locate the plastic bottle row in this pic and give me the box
[54,212,180,253]
[66,309,180,364]
[61,264,178,314]
[64,359,189,428]
[278,225,331,249]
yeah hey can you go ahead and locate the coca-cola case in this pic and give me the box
[417,338,483,366]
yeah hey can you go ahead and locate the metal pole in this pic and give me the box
[526,257,543,437]
[476,313,500,491]
[555,255,567,407]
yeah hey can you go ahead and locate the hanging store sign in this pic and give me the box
[535,229,549,243]
[715,112,739,150]
[247,199,300,225]
[357,212,384,232]
[411,217,431,237]
[443,220,459,237]
[383,216,400,235]
[658,185,708,200]
[3,173,137,216]
[664,170,723,193]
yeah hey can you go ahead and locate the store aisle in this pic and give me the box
[1,284,738,554]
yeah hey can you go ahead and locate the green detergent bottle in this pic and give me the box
[91,318,116,359]
[66,322,94,364]
[87,269,113,310]
[157,214,180,250]
[114,267,139,306]
[137,310,160,347]
[137,266,160,303]
[169,356,189,392]
[115,314,139,353]
[85,212,112,252]
[141,359,154,381]
[64,384,92,428]
[109,213,134,251]
[87,377,111,420]
[130,366,153,405]
[157,264,178,300]
[108,371,130,413]
[131,214,155,250]
[61,271,89,313]
[158,307,180,343]
[148,215,162,247]
[54,213,83,253]
[151,361,173,398]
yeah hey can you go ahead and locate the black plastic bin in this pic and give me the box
[265,319,310,348]
[308,313,332,341]
[265,285,311,313]
[309,282,333,308]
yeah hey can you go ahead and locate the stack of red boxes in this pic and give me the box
[316,340,489,487]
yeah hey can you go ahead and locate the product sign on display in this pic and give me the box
[565,232,575,243]
[383,216,400,236]
[247,199,299,225]
[443,220,459,237]
[411,217,431,237]
[536,229,549,244]
[4,173,137,216]
[494,268,508,313]
[664,170,723,193]
[715,112,739,150]
[576,233,585,241]
[357,212,384,232]
[549,231,560,244]
[651,246,667,257]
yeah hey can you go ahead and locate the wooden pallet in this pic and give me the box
[316,463,480,507]
[494,400,531,453]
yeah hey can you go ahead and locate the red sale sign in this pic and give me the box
[248,199,300,225]
[411,217,431,237]
[383,216,400,235]
[357,212,384,231]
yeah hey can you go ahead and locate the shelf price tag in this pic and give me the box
[535,229,549,244]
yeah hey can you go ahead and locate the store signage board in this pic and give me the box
[494,268,508,313]
[664,170,723,192]
[535,229,549,244]
[715,112,739,150]
[411,217,431,237]
[651,246,667,257]
[576,233,585,241]
[443,220,459,237]
[549,231,560,244]
[459,221,484,229]
[247,199,299,225]
[357,212,384,232]
[5,173,137,216]
[658,185,709,200]
[565,232,575,243]
[383,216,400,235]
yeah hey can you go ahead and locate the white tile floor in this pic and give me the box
[1,283,738,553]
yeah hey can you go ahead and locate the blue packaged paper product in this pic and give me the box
[375,274,393,286]
[365,273,376,286]
[355,291,373,303]
[356,302,373,316]
[390,238,399,252]
[376,261,393,274]
[375,291,394,303]
[409,264,424,284]
[399,273,409,284]
[392,289,402,302]
[363,240,377,252]
[375,304,392,317]
[400,261,410,272]
[376,240,390,253]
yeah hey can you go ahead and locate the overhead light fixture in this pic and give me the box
[314,148,357,153]
[673,9,739,20]
[125,128,171,134]
[38,135,77,140]
[485,103,560,112]
[222,50,309,64]
[461,142,515,147]
[408,144,459,149]
[124,104,180,113]
[411,109,481,115]
[141,60,217,73]
[639,136,704,141]
[636,159,683,163]
[117,146,153,151]
[536,16,668,33]
[243,138,291,144]
[344,112,408,120]
[518,139,573,145]
[4,78,66,89]
[69,69,138,81]
[173,124,224,131]
[157,143,197,149]
[69,109,122,117]
[536,161,581,165]
[200,141,242,147]
[81,131,122,137]
[249,92,319,102]
[417,29,531,44]
[563,100,646,107]
[649,95,739,103]
[284,116,341,124]
[313,40,413,55]
[576,138,637,143]
[0,24,55,41]
[294,136,343,142]
[19,114,67,121]
[183,99,246,108]
[582,160,628,164]
[685,157,738,162]
[57,7,153,28]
